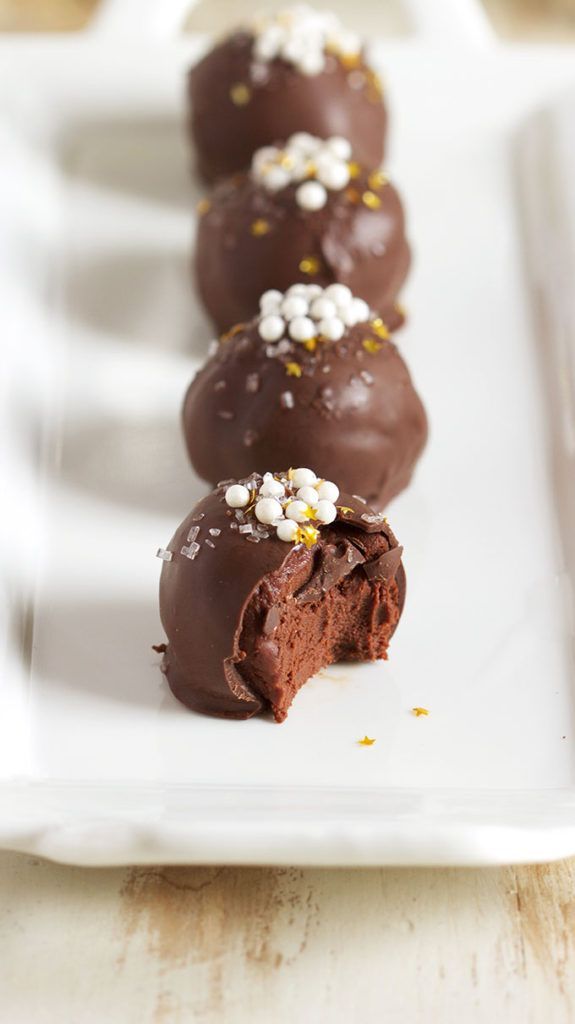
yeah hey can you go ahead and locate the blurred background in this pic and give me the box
[1,0,575,40]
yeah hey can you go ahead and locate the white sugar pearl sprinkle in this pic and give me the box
[264,165,292,191]
[225,484,250,508]
[276,519,299,542]
[281,295,308,319]
[316,160,350,191]
[350,297,370,323]
[319,316,345,341]
[289,132,320,155]
[285,500,310,523]
[309,297,337,320]
[324,283,352,308]
[296,486,320,507]
[287,283,309,297]
[258,314,285,342]
[315,499,337,524]
[296,180,327,211]
[259,476,285,499]
[289,316,316,342]
[327,136,352,160]
[317,480,339,503]
[259,289,283,313]
[255,497,283,525]
[291,467,317,488]
[305,284,323,299]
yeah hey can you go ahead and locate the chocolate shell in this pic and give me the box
[158,477,405,721]
[189,31,386,183]
[195,168,409,333]
[183,307,427,508]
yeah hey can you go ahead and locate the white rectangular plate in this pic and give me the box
[2,38,575,866]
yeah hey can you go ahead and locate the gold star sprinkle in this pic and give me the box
[196,198,211,216]
[295,524,319,549]
[230,83,251,106]
[362,338,382,355]
[337,506,354,515]
[362,190,381,210]
[358,736,376,746]
[285,362,302,378]
[347,161,361,179]
[371,318,390,340]
[303,337,318,352]
[412,707,429,717]
[368,169,388,191]
[220,323,245,343]
[299,256,321,276]
[251,218,270,237]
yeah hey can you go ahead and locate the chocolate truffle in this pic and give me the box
[183,284,427,507]
[189,6,387,183]
[157,470,405,721]
[195,133,409,332]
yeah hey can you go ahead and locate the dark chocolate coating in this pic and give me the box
[159,481,405,721]
[189,32,386,183]
[183,318,427,508]
[195,171,410,333]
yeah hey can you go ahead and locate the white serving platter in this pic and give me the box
[2,13,575,866]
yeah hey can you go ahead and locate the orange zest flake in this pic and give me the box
[305,161,317,177]
[358,736,376,746]
[220,323,245,343]
[295,524,319,549]
[362,190,381,210]
[339,52,361,71]
[362,338,383,355]
[251,218,270,237]
[394,301,406,318]
[285,361,302,378]
[196,198,211,216]
[303,337,318,352]
[299,256,321,276]
[345,187,361,205]
[368,169,388,191]
[412,707,429,717]
[371,318,390,340]
[287,467,295,481]
[347,161,361,179]
[230,82,251,106]
[366,70,383,101]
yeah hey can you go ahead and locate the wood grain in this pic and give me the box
[2,0,575,39]
[1,853,575,1022]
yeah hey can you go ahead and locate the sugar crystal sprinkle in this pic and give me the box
[209,528,221,537]
[156,548,173,562]
[280,391,295,409]
[181,542,200,560]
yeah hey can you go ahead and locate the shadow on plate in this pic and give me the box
[32,595,181,710]
[63,246,213,357]
[60,117,202,210]
[59,416,207,518]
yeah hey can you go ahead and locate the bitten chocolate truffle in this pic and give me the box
[183,284,427,507]
[189,6,387,183]
[195,133,409,332]
[157,470,405,721]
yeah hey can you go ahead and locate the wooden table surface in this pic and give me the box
[2,2,575,1021]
